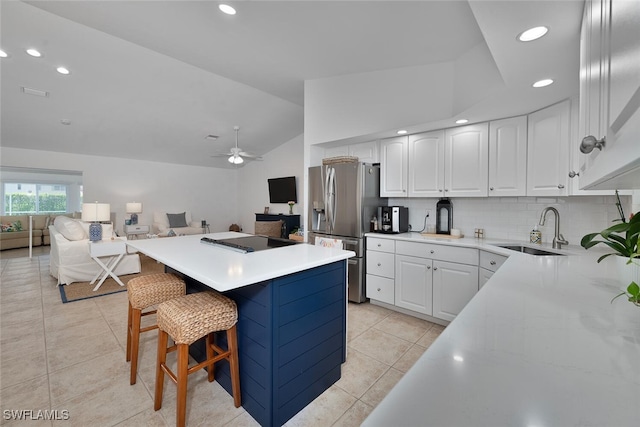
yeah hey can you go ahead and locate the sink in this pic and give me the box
[492,244,565,256]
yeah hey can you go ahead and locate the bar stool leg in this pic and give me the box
[227,325,241,408]
[126,302,133,362]
[154,329,169,411]
[206,333,215,382]
[129,306,142,385]
[176,344,190,427]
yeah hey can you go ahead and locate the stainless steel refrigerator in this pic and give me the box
[308,162,387,302]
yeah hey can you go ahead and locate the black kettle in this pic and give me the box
[436,198,453,234]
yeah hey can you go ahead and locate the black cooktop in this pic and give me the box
[201,235,298,253]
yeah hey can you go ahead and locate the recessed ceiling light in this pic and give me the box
[26,48,42,57]
[219,4,236,15]
[397,130,407,135]
[455,119,469,124]
[0,50,8,58]
[533,79,554,88]
[518,26,549,42]
[56,66,70,75]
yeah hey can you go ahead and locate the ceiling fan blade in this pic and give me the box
[210,153,233,157]
[239,151,260,158]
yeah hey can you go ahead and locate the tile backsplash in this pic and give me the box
[390,195,633,246]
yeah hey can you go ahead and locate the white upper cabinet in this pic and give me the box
[348,140,379,164]
[488,116,527,197]
[444,123,489,197]
[527,100,571,196]
[408,130,445,197]
[578,0,640,190]
[380,136,408,197]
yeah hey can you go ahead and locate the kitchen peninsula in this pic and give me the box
[363,233,640,426]
[126,232,355,427]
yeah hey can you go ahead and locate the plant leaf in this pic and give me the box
[627,282,640,297]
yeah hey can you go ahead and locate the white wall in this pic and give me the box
[0,147,239,235]
[391,194,633,246]
[237,135,305,234]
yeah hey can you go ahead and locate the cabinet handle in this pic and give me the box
[568,171,579,178]
[444,189,448,192]
[377,243,381,247]
[490,260,496,266]
[433,267,438,271]
[489,187,494,191]
[580,135,606,154]
[427,265,431,270]
[558,184,565,189]
[439,189,444,192]
[430,250,434,254]
[377,263,381,267]
[377,288,381,292]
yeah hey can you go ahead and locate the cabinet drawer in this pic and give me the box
[366,251,395,278]
[479,251,508,272]
[367,237,395,253]
[396,240,478,265]
[366,274,394,305]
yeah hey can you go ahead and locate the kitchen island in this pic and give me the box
[126,232,355,427]
[363,232,640,426]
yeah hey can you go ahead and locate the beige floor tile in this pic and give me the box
[349,328,412,366]
[43,304,99,332]
[46,328,122,373]
[283,385,356,427]
[416,324,445,348]
[393,343,427,373]
[346,302,393,342]
[0,300,44,326]
[112,408,169,427]
[332,400,374,427]
[0,375,51,417]
[360,367,405,408]
[372,311,435,343]
[0,348,48,388]
[221,411,261,427]
[335,348,390,398]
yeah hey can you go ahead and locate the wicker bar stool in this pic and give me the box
[126,273,186,385]
[154,291,241,427]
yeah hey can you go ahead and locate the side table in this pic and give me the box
[125,224,150,240]
[89,240,127,291]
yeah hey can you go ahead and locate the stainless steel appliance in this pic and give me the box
[378,206,409,233]
[308,162,387,302]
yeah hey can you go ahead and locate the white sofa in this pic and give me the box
[152,211,203,236]
[49,218,141,286]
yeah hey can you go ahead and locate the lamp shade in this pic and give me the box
[126,202,143,214]
[81,202,111,222]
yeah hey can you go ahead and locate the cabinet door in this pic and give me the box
[395,255,433,315]
[366,274,394,305]
[488,116,527,197]
[444,123,489,197]
[579,0,640,190]
[527,100,571,196]
[432,261,478,322]
[408,130,445,197]
[479,267,494,290]
[349,141,379,164]
[380,136,408,197]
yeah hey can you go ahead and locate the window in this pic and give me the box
[0,167,83,215]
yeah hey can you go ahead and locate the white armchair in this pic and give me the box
[49,221,140,286]
[152,211,203,236]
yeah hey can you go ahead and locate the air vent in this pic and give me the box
[21,86,49,97]
[205,135,219,140]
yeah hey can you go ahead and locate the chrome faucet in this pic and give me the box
[539,207,569,249]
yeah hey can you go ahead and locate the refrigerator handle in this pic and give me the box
[324,166,332,233]
[329,167,337,232]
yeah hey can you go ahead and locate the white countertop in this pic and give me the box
[126,232,355,292]
[363,232,640,426]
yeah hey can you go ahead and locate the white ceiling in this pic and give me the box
[1,0,584,169]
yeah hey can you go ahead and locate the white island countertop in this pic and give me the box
[126,232,355,292]
[363,232,640,426]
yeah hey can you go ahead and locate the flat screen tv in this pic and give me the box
[268,176,297,203]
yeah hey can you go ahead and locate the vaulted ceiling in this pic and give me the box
[1,1,584,168]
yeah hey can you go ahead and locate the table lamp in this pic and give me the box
[126,202,142,225]
[82,202,111,241]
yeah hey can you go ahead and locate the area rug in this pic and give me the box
[58,254,165,303]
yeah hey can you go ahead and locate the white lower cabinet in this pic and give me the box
[366,274,395,305]
[432,261,479,322]
[479,268,494,289]
[395,255,433,315]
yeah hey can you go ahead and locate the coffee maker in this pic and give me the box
[377,206,409,233]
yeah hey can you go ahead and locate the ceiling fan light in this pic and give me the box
[228,155,243,164]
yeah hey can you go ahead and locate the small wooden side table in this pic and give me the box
[89,240,127,291]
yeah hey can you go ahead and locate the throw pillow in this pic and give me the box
[12,220,23,231]
[54,216,87,241]
[1,223,13,232]
[167,212,188,228]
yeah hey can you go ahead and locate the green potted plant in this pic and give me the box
[581,212,640,306]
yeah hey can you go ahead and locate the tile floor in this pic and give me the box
[0,247,445,426]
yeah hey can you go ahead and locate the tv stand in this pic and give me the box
[255,213,300,238]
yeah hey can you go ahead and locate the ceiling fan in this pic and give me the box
[211,126,262,165]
